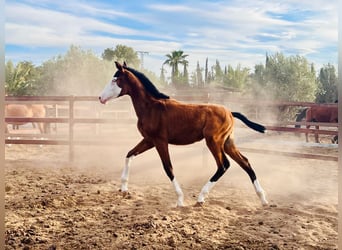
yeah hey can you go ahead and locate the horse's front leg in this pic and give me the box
[120,139,154,193]
[154,141,184,207]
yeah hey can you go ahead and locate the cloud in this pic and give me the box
[5,3,143,46]
[5,0,338,75]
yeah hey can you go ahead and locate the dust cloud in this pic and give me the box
[5,81,337,206]
[5,89,338,249]
[54,94,338,207]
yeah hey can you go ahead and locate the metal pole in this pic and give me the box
[137,51,149,69]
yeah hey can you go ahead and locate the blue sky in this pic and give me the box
[5,0,338,75]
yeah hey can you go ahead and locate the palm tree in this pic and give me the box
[163,50,189,86]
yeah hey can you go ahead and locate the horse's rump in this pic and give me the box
[5,104,47,133]
[5,104,33,125]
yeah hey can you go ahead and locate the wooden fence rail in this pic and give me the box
[266,125,338,136]
[4,96,338,161]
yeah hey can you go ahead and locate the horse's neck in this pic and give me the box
[129,88,157,119]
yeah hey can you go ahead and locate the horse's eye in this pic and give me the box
[112,77,118,84]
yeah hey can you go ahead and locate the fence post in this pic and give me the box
[69,96,75,162]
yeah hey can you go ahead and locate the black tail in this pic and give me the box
[295,108,307,128]
[232,112,266,133]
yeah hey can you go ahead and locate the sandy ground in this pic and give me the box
[5,126,338,249]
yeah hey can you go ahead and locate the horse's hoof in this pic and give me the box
[118,189,130,197]
[122,191,130,198]
[262,202,269,207]
[194,202,204,207]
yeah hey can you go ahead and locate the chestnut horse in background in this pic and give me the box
[5,104,48,134]
[296,105,338,143]
[99,62,268,207]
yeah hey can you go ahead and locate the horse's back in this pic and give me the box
[165,99,230,124]
[309,106,338,122]
[162,99,233,145]
[5,104,32,117]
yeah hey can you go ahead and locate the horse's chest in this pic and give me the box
[137,118,164,138]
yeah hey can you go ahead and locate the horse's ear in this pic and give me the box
[123,61,127,67]
[115,61,123,72]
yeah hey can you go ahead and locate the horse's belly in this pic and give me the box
[169,138,203,145]
[168,132,204,145]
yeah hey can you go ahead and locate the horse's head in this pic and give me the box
[99,61,128,104]
[99,61,169,104]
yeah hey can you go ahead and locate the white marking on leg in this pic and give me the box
[120,156,134,192]
[172,178,184,207]
[253,179,268,205]
[198,181,216,203]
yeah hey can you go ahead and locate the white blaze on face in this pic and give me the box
[99,76,121,104]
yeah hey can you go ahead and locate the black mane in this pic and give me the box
[124,66,169,99]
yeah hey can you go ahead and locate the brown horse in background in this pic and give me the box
[296,105,338,143]
[99,62,268,207]
[5,104,48,134]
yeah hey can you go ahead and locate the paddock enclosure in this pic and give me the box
[5,94,338,249]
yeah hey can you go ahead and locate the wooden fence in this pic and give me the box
[4,96,338,162]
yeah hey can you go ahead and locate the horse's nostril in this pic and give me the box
[98,96,101,100]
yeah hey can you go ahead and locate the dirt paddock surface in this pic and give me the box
[5,130,338,249]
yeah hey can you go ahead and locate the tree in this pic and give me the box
[181,60,189,86]
[5,60,40,96]
[316,64,338,103]
[204,57,209,85]
[159,66,167,86]
[213,60,223,84]
[195,61,204,87]
[102,44,140,68]
[252,64,266,84]
[223,64,250,89]
[37,45,113,95]
[102,48,115,61]
[163,50,189,87]
[250,52,317,102]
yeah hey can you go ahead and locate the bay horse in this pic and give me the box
[99,62,268,207]
[5,104,48,134]
[295,105,338,143]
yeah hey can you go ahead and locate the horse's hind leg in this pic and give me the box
[197,137,230,204]
[224,138,268,206]
[120,139,154,193]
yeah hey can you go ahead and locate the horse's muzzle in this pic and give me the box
[99,96,106,104]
